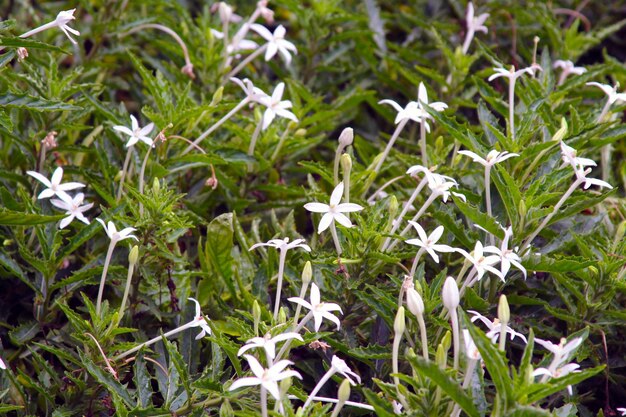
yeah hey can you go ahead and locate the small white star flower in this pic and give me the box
[238,332,303,360]
[483,226,526,279]
[488,66,534,83]
[617,407,626,416]
[553,60,586,85]
[461,2,489,54]
[230,77,268,103]
[250,24,297,65]
[405,222,455,263]
[458,149,518,168]
[19,8,80,45]
[535,337,583,367]
[416,82,448,131]
[257,82,298,130]
[249,237,311,253]
[378,99,427,127]
[303,182,363,233]
[457,241,504,281]
[468,310,527,344]
[560,141,597,171]
[288,283,343,332]
[426,173,466,203]
[26,167,85,201]
[50,193,93,229]
[113,115,155,147]
[330,355,361,385]
[188,297,212,339]
[96,219,138,243]
[586,82,626,105]
[229,355,302,400]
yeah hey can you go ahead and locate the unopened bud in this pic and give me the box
[338,378,351,402]
[441,331,451,353]
[128,246,139,265]
[152,178,160,194]
[181,63,195,79]
[252,299,261,323]
[205,176,219,189]
[17,47,28,62]
[518,200,527,220]
[295,128,306,137]
[406,287,424,317]
[388,195,399,218]
[442,276,459,311]
[210,86,224,106]
[279,376,292,395]
[394,306,405,335]
[552,117,568,142]
[498,294,510,325]
[436,343,446,369]
[340,153,352,173]
[301,261,312,285]
[338,127,353,147]
[278,306,287,324]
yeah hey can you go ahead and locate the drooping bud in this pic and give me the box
[406,287,424,317]
[442,276,459,311]
[338,127,354,147]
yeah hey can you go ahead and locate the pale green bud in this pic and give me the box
[442,276,459,311]
[498,294,510,325]
[441,331,451,353]
[394,306,406,335]
[436,344,446,369]
[278,306,287,324]
[252,300,261,324]
[340,153,352,173]
[210,86,224,106]
[295,128,306,137]
[301,261,312,286]
[388,195,399,218]
[152,178,160,194]
[128,245,139,266]
[338,378,351,402]
[552,118,568,142]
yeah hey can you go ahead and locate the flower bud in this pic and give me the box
[406,287,424,317]
[219,399,234,417]
[436,343,446,369]
[338,378,351,402]
[388,195,399,218]
[278,306,287,324]
[128,245,139,266]
[252,299,261,323]
[294,128,306,137]
[338,127,353,147]
[441,330,451,353]
[210,86,224,106]
[17,47,28,62]
[152,178,160,194]
[301,261,312,286]
[394,306,405,335]
[552,117,568,142]
[340,153,352,176]
[497,294,510,325]
[442,276,459,311]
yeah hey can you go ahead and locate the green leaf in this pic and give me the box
[0,93,81,111]
[80,352,134,408]
[454,196,504,240]
[199,213,236,304]
[0,36,68,53]
[407,355,481,417]
[523,254,595,273]
[0,209,64,225]
[526,366,604,403]
[508,405,554,417]
[134,351,152,408]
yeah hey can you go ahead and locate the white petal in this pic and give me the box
[26,170,52,187]
[317,213,334,233]
[335,203,363,213]
[329,182,344,206]
[304,202,329,213]
[229,377,261,391]
[333,212,353,228]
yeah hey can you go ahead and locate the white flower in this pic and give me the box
[50,193,93,229]
[462,329,481,361]
[249,237,311,253]
[0,356,6,370]
[405,222,455,263]
[442,276,459,311]
[560,141,597,171]
[215,2,242,23]
[229,355,302,400]
[468,310,527,344]
[303,182,363,233]
[553,60,586,85]
[378,99,427,127]
[466,2,489,35]
[483,226,526,279]
[330,355,361,385]
[288,283,343,331]
[535,337,583,368]
[532,362,580,394]
[458,149,518,168]
[426,173,466,203]
[250,24,297,65]
[211,29,258,53]
[20,8,80,45]
[416,82,448,131]
[586,82,626,105]
[488,66,534,83]
[96,219,138,243]
[113,115,155,147]
[230,77,268,103]
[617,408,626,416]
[574,166,613,190]
[457,241,504,281]
[26,167,85,201]
[188,298,212,339]
[406,287,424,317]
[237,332,303,360]
[257,82,298,130]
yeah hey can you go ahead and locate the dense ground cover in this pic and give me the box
[1,1,626,416]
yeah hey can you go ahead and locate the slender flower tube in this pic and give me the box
[11,9,80,48]
[341,154,352,219]
[442,277,460,370]
[302,356,361,411]
[461,2,489,54]
[117,246,139,326]
[488,66,534,140]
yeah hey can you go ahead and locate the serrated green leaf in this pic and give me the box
[0,93,81,111]
[0,209,64,225]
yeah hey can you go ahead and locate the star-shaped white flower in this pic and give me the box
[559,141,597,171]
[229,355,302,400]
[488,66,534,83]
[249,237,311,253]
[586,82,626,105]
[574,166,613,190]
[26,167,85,201]
[458,149,518,168]
[257,82,298,130]
[468,310,527,344]
[426,173,466,203]
[330,355,361,385]
[288,283,343,332]
[532,362,580,379]
[230,77,268,103]
[50,193,93,229]
[188,297,212,339]
[617,407,626,416]
[96,219,138,243]
[113,115,155,147]
[303,182,363,233]
[416,82,448,131]
[535,337,583,366]
[405,222,455,263]
[483,226,526,279]
[250,24,297,65]
[378,99,427,127]
[20,8,80,45]
[553,60,586,85]
[457,241,503,281]
[466,2,489,35]
[237,332,303,360]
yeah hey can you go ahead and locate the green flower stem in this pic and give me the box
[248,117,264,156]
[226,44,268,81]
[373,120,408,174]
[521,176,583,252]
[381,176,428,251]
[114,320,195,361]
[138,145,153,217]
[96,240,117,316]
[117,147,133,201]
[117,258,136,326]
[508,76,516,141]
[302,369,335,411]
[333,146,347,186]
[409,247,425,279]
[269,127,291,164]
[183,97,251,155]
[273,249,287,321]
[417,314,429,360]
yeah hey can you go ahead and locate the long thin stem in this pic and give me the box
[333,145,347,185]
[367,175,404,204]
[225,8,262,68]
[114,320,195,361]
[183,98,251,155]
[330,222,343,256]
[419,120,428,167]
[461,29,475,55]
[117,147,133,201]
[521,177,583,252]
[273,250,287,321]
[498,322,508,352]
[417,315,429,360]
[226,44,268,81]
[117,261,136,326]
[385,192,438,252]
[381,177,428,251]
[270,127,291,164]
[373,120,408,174]
[450,308,460,370]
[120,24,193,73]
[597,98,613,182]
[261,386,268,417]
[248,117,264,156]
[409,247,425,279]
[96,240,117,316]
[485,166,494,246]
[138,146,153,217]
[509,78,516,141]
[302,370,334,411]
[287,395,374,411]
